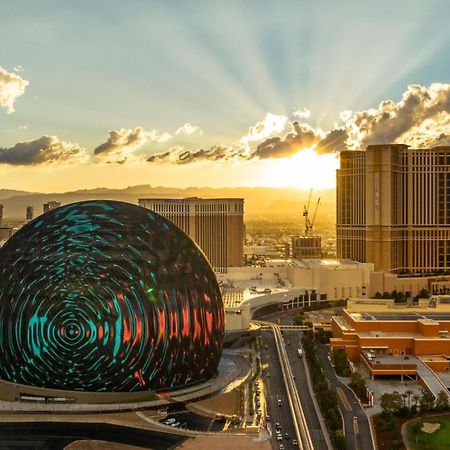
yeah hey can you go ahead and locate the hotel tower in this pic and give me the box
[337,144,450,273]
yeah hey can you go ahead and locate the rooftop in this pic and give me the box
[349,312,450,322]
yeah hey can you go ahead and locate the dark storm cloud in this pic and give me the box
[0,136,86,165]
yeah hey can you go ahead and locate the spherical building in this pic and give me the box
[0,201,224,392]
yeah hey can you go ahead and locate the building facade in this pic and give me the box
[138,197,244,272]
[43,201,61,214]
[26,206,34,221]
[291,235,322,259]
[337,144,450,273]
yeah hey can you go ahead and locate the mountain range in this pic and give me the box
[0,185,336,223]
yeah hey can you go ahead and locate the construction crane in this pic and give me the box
[302,189,321,235]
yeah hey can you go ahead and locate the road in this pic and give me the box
[159,409,229,432]
[260,331,298,449]
[283,330,330,449]
[0,422,185,450]
[315,344,374,450]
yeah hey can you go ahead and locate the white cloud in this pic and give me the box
[339,110,353,121]
[293,108,311,119]
[0,65,29,113]
[175,123,203,136]
[148,129,172,143]
[240,113,289,148]
[13,65,24,73]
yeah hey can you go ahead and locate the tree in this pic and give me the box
[380,392,403,415]
[333,349,351,377]
[405,389,413,408]
[333,429,346,450]
[418,288,430,299]
[382,291,391,299]
[410,420,422,444]
[293,313,304,326]
[412,394,421,412]
[419,389,435,412]
[374,291,382,299]
[349,371,367,400]
[435,390,449,411]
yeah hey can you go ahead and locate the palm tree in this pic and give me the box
[413,394,421,412]
[402,393,408,408]
[405,390,413,408]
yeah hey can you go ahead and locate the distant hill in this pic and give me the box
[0,189,38,200]
[0,185,336,222]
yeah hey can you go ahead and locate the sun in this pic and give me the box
[259,148,339,189]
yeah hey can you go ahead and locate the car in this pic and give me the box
[265,414,270,421]
[267,372,270,377]
[277,399,282,406]
[292,438,298,447]
[265,344,268,349]
[277,434,283,441]
[284,433,290,440]
[279,445,284,450]
[275,422,281,430]
[165,418,176,424]
[170,422,180,427]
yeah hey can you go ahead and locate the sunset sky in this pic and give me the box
[0,0,449,192]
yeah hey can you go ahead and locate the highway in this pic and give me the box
[258,322,314,450]
[283,330,331,449]
[260,330,299,449]
[0,422,185,450]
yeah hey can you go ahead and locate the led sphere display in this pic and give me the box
[0,201,224,392]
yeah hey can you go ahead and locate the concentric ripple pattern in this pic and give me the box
[0,200,224,392]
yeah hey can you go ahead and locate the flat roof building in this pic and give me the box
[43,201,61,214]
[331,297,450,384]
[138,197,244,272]
[337,145,450,273]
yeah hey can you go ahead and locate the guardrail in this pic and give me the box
[254,320,314,450]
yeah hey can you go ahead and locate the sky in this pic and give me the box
[0,0,449,192]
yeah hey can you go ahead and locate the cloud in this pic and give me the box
[148,145,244,164]
[175,123,203,136]
[240,113,289,147]
[94,127,172,162]
[147,83,450,165]
[148,129,172,143]
[0,66,29,113]
[0,136,86,165]
[13,65,24,73]
[293,108,311,119]
[344,83,450,148]
[315,129,349,154]
[250,121,324,159]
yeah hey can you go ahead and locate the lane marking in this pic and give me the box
[337,387,352,412]
[353,416,359,434]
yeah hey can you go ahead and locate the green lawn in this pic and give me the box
[407,415,450,449]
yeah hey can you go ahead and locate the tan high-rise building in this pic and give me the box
[138,197,244,272]
[337,144,450,273]
[43,201,61,214]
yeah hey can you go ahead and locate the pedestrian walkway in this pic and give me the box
[0,351,250,413]
[416,357,450,399]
